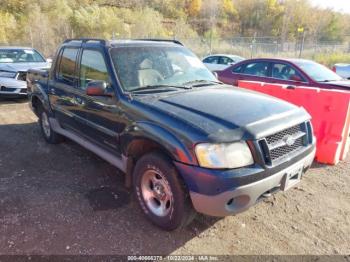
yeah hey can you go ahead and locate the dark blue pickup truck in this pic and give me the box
[27,38,316,230]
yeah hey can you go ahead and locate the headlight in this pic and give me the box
[0,71,17,78]
[195,141,254,169]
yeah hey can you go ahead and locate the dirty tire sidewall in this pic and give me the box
[133,152,193,231]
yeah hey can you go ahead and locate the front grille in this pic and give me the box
[16,72,27,81]
[269,136,304,160]
[266,125,303,145]
[260,123,309,164]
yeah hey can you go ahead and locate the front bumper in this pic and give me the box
[175,145,316,217]
[0,82,27,97]
[0,77,27,97]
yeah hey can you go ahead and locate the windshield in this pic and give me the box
[294,60,342,82]
[0,49,46,63]
[110,45,217,92]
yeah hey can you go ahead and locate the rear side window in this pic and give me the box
[232,65,243,73]
[203,56,219,64]
[242,62,269,77]
[57,48,79,85]
[79,49,109,90]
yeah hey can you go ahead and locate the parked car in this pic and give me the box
[0,47,50,98]
[202,54,245,71]
[333,63,350,80]
[27,39,315,230]
[216,58,350,90]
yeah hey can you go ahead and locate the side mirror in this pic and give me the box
[212,71,218,79]
[46,58,53,64]
[86,81,112,97]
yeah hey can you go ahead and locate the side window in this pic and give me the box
[242,62,269,77]
[272,63,305,81]
[203,56,219,64]
[232,64,243,73]
[57,48,79,85]
[219,56,233,65]
[79,50,109,90]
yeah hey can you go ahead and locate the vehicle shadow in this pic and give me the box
[0,121,221,255]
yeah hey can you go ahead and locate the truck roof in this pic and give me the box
[62,38,183,48]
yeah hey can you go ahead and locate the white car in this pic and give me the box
[202,54,245,72]
[0,47,51,98]
[333,63,350,79]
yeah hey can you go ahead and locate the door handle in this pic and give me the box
[286,85,296,90]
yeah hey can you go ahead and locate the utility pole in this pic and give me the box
[250,32,257,59]
[298,27,305,58]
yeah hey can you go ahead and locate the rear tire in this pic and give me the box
[133,152,195,231]
[38,106,63,144]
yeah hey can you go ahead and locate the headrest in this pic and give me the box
[139,58,153,69]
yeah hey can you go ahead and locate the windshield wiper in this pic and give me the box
[318,79,340,82]
[129,84,192,93]
[182,79,223,87]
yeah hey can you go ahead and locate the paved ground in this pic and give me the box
[0,99,349,255]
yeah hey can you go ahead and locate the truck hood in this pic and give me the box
[138,86,310,142]
[0,62,50,72]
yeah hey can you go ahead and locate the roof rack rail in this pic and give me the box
[63,38,108,45]
[133,38,184,46]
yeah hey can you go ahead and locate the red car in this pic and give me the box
[216,58,350,90]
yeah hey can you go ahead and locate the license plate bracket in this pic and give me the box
[281,165,303,191]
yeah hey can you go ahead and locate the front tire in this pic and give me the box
[38,107,63,144]
[133,152,195,231]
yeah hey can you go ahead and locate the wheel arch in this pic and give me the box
[29,83,52,116]
[122,122,197,188]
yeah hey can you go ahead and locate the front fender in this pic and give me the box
[120,121,197,165]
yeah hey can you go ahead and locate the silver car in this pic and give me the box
[0,47,51,98]
[202,54,245,72]
[333,64,350,80]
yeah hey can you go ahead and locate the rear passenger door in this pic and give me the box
[49,47,80,130]
[203,56,220,71]
[239,61,270,82]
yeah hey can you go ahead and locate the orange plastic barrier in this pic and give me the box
[238,80,350,165]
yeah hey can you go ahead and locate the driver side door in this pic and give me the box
[76,48,125,155]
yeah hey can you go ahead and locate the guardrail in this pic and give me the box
[238,81,350,165]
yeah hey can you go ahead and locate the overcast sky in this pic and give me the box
[311,0,350,13]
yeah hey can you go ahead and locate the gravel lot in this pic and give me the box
[0,99,350,256]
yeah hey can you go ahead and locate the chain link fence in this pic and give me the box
[179,37,350,59]
[2,36,350,62]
